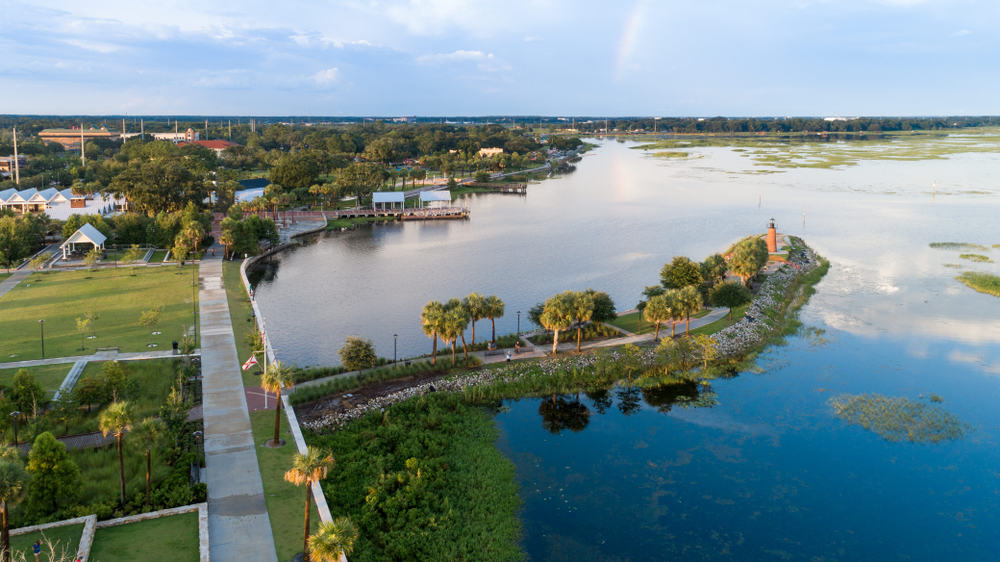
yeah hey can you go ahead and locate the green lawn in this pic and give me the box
[249,409,319,562]
[89,512,199,562]
[0,266,199,363]
[608,308,711,335]
[0,363,70,397]
[149,250,168,263]
[221,261,262,387]
[9,523,83,560]
[688,304,750,337]
[0,273,10,283]
[38,358,180,437]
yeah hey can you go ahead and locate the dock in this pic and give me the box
[466,182,527,194]
[330,207,470,220]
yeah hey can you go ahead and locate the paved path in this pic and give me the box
[0,349,199,370]
[0,269,31,300]
[198,255,277,562]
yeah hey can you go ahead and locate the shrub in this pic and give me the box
[338,337,377,371]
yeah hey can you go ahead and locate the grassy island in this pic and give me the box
[956,271,1000,297]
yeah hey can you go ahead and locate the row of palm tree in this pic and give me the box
[642,285,703,341]
[538,290,597,354]
[420,294,505,365]
[97,401,166,508]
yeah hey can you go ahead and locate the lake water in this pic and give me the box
[254,137,1000,558]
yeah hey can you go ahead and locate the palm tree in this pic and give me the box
[285,446,335,562]
[261,361,295,447]
[664,289,683,338]
[99,401,134,506]
[540,292,574,355]
[218,230,235,260]
[643,293,673,341]
[677,286,703,335]
[445,299,470,362]
[129,418,165,506]
[483,296,505,344]
[0,448,27,562]
[568,291,595,352]
[463,293,486,346]
[420,301,445,365]
[308,517,359,562]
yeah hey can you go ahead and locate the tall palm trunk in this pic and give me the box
[450,341,457,365]
[460,333,468,362]
[302,486,312,561]
[272,388,283,445]
[491,318,496,343]
[117,434,126,506]
[576,323,583,352]
[431,333,438,365]
[686,314,691,335]
[654,322,661,341]
[470,322,476,346]
[671,321,676,338]
[145,449,152,505]
[551,330,560,355]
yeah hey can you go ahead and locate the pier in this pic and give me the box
[330,206,470,220]
[466,182,527,194]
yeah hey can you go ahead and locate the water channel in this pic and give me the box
[252,137,1000,559]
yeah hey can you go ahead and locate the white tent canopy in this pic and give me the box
[419,190,451,207]
[60,223,107,259]
[372,191,405,209]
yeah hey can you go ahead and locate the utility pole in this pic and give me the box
[12,127,20,185]
[228,120,232,139]
[140,118,145,140]
[80,123,85,165]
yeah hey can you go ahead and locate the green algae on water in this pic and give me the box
[829,394,969,443]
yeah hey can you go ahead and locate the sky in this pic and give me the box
[1,0,998,116]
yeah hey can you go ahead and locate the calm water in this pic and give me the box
[253,138,1000,559]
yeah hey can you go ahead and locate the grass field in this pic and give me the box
[221,261,262,387]
[9,523,83,561]
[0,273,10,283]
[150,250,168,263]
[88,512,200,562]
[608,308,711,335]
[249,409,319,562]
[0,363,70,396]
[0,267,199,363]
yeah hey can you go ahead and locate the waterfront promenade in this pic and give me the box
[198,254,277,561]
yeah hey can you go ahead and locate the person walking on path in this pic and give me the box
[32,539,41,561]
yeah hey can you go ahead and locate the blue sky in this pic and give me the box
[1,0,997,116]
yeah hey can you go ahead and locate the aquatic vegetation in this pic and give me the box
[829,394,969,443]
[942,263,963,269]
[652,151,690,158]
[959,253,993,263]
[929,242,990,251]
[955,271,1000,297]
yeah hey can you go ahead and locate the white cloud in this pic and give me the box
[417,50,492,64]
[62,38,121,53]
[312,67,339,86]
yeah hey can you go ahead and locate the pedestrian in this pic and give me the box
[32,539,41,561]
[514,341,521,354]
[505,351,511,363]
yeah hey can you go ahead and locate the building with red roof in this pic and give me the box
[178,139,240,156]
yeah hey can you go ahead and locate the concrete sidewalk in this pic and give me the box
[0,349,199,370]
[0,269,31,300]
[198,256,277,562]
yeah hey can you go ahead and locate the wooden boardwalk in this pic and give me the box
[466,182,527,194]
[329,206,470,220]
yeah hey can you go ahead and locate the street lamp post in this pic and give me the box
[393,334,398,364]
[39,319,44,359]
[516,311,521,336]
[10,411,20,446]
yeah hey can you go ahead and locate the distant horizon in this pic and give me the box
[3,114,999,121]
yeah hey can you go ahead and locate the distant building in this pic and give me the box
[478,147,504,157]
[38,126,119,148]
[151,128,199,143]
[177,139,239,156]
[0,155,26,178]
[0,187,124,220]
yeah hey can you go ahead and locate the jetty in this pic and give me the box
[466,182,527,194]
[330,206,469,220]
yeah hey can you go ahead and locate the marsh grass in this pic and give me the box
[956,271,1000,297]
[958,253,993,263]
[829,394,969,443]
[930,242,990,251]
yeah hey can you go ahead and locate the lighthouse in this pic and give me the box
[766,218,777,253]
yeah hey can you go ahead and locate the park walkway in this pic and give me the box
[198,254,277,562]
[0,349,195,370]
[0,269,31,300]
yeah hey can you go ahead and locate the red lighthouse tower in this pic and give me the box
[766,218,777,253]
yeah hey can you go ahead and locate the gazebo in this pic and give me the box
[60,223,106,260]
[419,190,451,208]
[372,191,405,210]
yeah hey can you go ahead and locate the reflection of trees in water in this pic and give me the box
[584,389,613,414]
[538,395,591,433]
[641,381,700,414]
[248,257,280,284]
[616,386,641,416]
